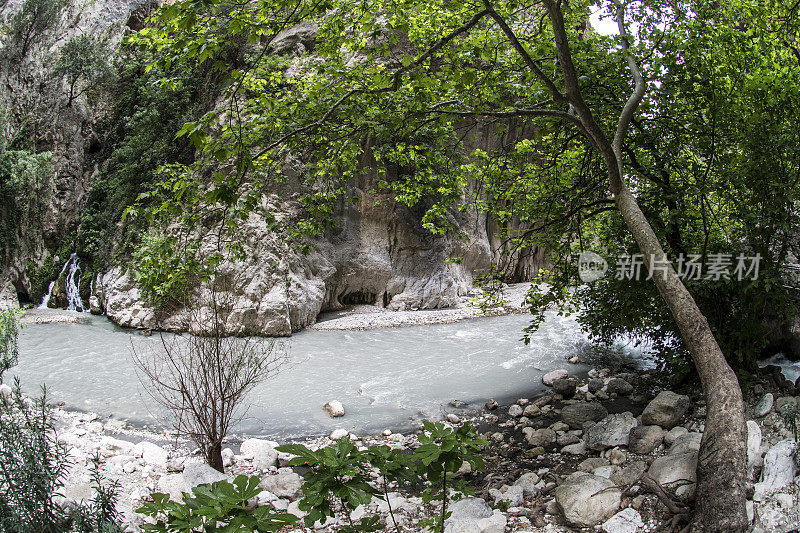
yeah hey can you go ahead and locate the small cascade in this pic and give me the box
[38,253,87,312]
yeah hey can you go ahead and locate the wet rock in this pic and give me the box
[446,413,461,424]
[450,400,468,408]
[585,413,639,451]
[240,438,279,470]
[260,470,303,500]
[628,425,664,454]
[641,391,690,429]
[552,377,577,399]
[588,378,605,393]
[753,393,774,418]
[561,402,608,429]
[330,429,349,440]
[601,508,644,533]
[648,451,698,494]
[485,399,498,410]
[508,404,524,417]
[542,369,569,386]
[754,439,797,498]
[606,378,633,396]
[324,400,345,417]
[183,462,228,487]
[523,427,556,447]
[522,404,541,417]
[555,472,621,527]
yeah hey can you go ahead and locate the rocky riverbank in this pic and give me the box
[18,360,800,532]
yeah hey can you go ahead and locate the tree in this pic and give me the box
[0,308,21,382]
[128,0,800,528]
[53,34,114,107]
[132,275,288,472]
[4,0,67,60]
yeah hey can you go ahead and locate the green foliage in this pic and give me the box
[0,380,123,532]
[0,308,21,382]
[53,34,115,106]
[4,0,67,59]
[783,403,799,444]
[131,231,203,306]
[135,475,299,532]
[278,421,486,532]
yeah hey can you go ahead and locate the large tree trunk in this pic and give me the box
[207,441,224,473]
[540,1,749,530]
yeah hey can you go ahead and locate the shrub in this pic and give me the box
[0,308,21,382]
[135,475,298,532]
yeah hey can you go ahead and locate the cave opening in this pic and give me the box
[339,290,376,306]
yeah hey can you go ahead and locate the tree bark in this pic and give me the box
[540,1,748,530]
[207,441,224,473]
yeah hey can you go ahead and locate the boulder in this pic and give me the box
[157,474,186,500]
[522,404,541,417]
[476,513,506,533]
[330,429,349,440]
[100,437,135,456]
[753,393,774,418]
[648,451,698,493]
[240,438,279,470]
[444,497,492,533]
[523,427,556,448]
[668,432,702,456]
[542,369,569,386]
[260,471,303,500]
[133,442,169,468]
[585,413,639,451]
[508,404,524,417]
[588,378,605,394]
[552,377,577,399]
[183,463,228,487]
[754,439,797,497]
[747,420,763,477]
[555,472,622,527]
[561,402,608,429]
[606,378,634,396]
[324,400,345,417]
[601,508,644,533]
[485,399,498,411]
[641,391,690,429]
[628,425,664,455]
[489,484,524,507]
[663,426,688,446]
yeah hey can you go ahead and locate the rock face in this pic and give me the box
[555,472,621,527]
[641,391,690,429]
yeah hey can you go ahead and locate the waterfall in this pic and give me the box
[38,253,87,312]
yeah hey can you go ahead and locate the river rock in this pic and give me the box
[668,432,702,456]
[585,413,639,451]
[588,378,604,393]
[476,513,507,533]
[747,420,763,476]
[508,404,524,417]
[561,402,608,429]
[157,473,186,500]
[552,377,577,398]
[330,429,349,440]
[601,508,644,533]
[753,393,774,417]
[663,426,688,446]
[648,451,698,494]
[100,436,135,456]
[133,442,169,468]
[555,472,621,527]
[641,391,690,429]
[324,400,345,417]
[183,462,228,487]
[443,497,492,533]
[489,484,524,507]
[628,425,664,454]
[260,470,303,500]
[774,395,800,414]
[754,439,797,498]
[240,438,279,469]
[523,427,556,447]
[542,369,569,386]
[485,399,498,410]
[606,378,634,396]
[513,472,540,497]
[522,404,541,417]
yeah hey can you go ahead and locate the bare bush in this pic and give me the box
[132,275,287,472]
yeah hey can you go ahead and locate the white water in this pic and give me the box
[39,253,87,312]
[13,312,647,439]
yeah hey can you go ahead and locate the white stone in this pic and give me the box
[747,420,762,477]
[489,484,524,507]
[329,429,349,440]
[584,413,638,451]
[513,472,540,497]
[444,497,493,533]
[100,436,135,456]
[601,508,644,533]
[754,439,797,497]
[133,442,169,468]
[324,400,345,417]
[183,462,228,487]
[555,472,621,527]
[542,369,569,386]
[260,471,303,500]
[240,438,279,470]
[476,513,507,533]
[508,404,523,417]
